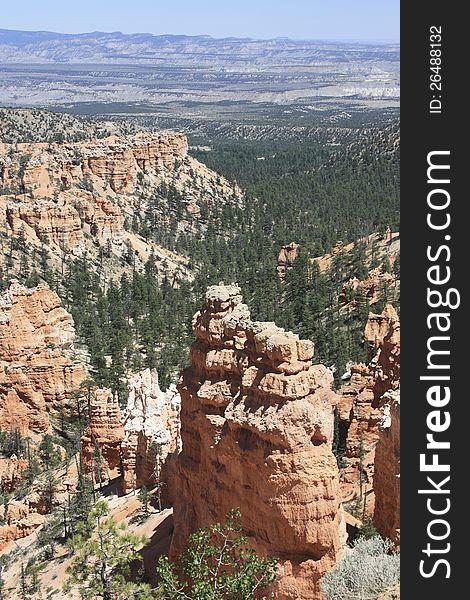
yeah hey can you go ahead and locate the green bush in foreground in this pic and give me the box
[321,536,399,600]
[156,509,277,599]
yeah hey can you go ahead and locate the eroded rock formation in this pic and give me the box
[0,469,79,550]
[121,368,181,497]
[373,390,400,545]
[5,191,123,256]
[80,369,181,495]
[364,304,400,400]
[336,305,400,512]
[171,284,346,600]
[0,132,242,280]
[0,456,27,492]
[276,242,299,279]
[0,282,86,434]
[0,501,45,551]
[339,268,397,306]
[0,132,187,198]
[81,388,125,484]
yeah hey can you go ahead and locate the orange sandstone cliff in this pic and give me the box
[337,304,400,514]
[171,284,346,600]
[0,282,86,435]
[80,388,125,485]
[373,390,400,544]
[276,242,300,279]
[0,132,242,279]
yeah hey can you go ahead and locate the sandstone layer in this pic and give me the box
[340,267,397,306]
[0,132,188,200]
[0,282,86,435]
[0,464,79,550]
[121,368,181,497]
[0,132,242,281]
[337,305,400,514]
[373,390,400,545]
[171,284,346,600]
[0,501,45,550]
[0,456,27,492]
[80,368,181,495]
[81,388,125,485]
[314,232,400,274]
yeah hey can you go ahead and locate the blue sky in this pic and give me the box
[1,0,399,43]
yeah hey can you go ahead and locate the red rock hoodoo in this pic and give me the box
[81,388,125,484]
[80,368,181,495]
[171,284,346,600]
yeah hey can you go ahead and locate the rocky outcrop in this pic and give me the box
[1,134,181,257]
[81,388,125,484]
[364,304,400,400]
[0,467,78,550]
[337,305,400,454]
[336,305,400,512]
[171,284,346,600]
[121,368,181,497]
[0,501,45,550]
[276,242,299,279]
[82,133,188,192]
[6,189,124,255]
[0,132,188,198]
[0,131,241,280]
[340,268,397,306]
[313,232,400,274]
[0,456,27,492]
[0,282,86,434]
[80,369,181,494]
[373,390,400,545]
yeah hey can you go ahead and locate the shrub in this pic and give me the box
[321,536,399,600]
[156,509,277,599]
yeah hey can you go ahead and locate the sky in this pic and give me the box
[0,0,399,43]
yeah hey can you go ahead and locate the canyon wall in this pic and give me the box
[0,132,188,199]
[0,282,86,435]
[336,304,400,514]
[373,390,400,545]
[0,132,241,281]
[0,132,186,257]
[171,284,346,600]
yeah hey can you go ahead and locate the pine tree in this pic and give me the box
[41,471,58,512]
[0,556,6,600]
[64,500,155,600]
[138,486,151,516]
[393,252,400,278]
[69,457,94,538]
[37,512,62,558]
[93,439,105,491]
[20,564,28,600]
[358,428,366,516]
[38,434,60,471]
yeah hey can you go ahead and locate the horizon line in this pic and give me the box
[0,27,400,46]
